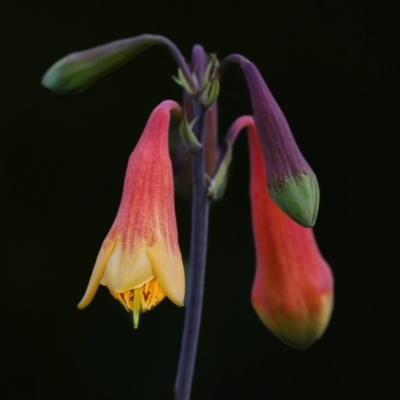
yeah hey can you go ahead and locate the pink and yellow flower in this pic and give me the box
[246,118,333,349]
[78,100,185,328]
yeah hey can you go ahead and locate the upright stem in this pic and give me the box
[174,104,210,400]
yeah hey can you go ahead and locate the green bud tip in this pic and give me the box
[268,173,320,228]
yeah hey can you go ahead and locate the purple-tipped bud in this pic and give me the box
[238,60,319,227]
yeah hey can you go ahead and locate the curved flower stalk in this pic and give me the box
[42,34,197,95]
[78,100,185,328]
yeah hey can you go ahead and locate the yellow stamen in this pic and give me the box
[108,279,167,328]
[133,287,141,329]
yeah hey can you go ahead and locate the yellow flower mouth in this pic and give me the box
[109,278,166,328]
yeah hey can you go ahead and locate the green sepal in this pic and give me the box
[173,68,198,96]
[201,54,220,107]
[201,74,220,108]
[42,36,159,95]
[207,140,233,200]
[269,173,320,227]
[179,114,202,154]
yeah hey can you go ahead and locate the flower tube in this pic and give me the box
[246,117,333,349]
[78,100,185,328]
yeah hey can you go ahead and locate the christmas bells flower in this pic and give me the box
[246,117,333,349]
[43,33,334,400]
[77,100,185,328]
[207,115,333,348]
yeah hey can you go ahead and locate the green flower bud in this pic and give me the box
[42,35,158,94]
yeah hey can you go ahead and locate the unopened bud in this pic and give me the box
[42,35,159,94]
[200,54,220,108]
[248,120,333,349]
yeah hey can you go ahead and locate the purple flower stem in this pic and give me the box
[174,103,210,400]
[219,53,250,77]
[152,35,198,94]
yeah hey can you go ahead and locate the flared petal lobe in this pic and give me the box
[78,100,185,326]
[247,122,333,349]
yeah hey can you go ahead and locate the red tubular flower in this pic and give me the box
[244,117,333,349]
[77,100,185,328]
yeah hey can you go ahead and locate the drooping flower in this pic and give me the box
[246,117,333,349]
[78,100,185,328]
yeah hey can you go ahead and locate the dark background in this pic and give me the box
[2,1,399,399]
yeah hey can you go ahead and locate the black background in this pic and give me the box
[1,1,399,399]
